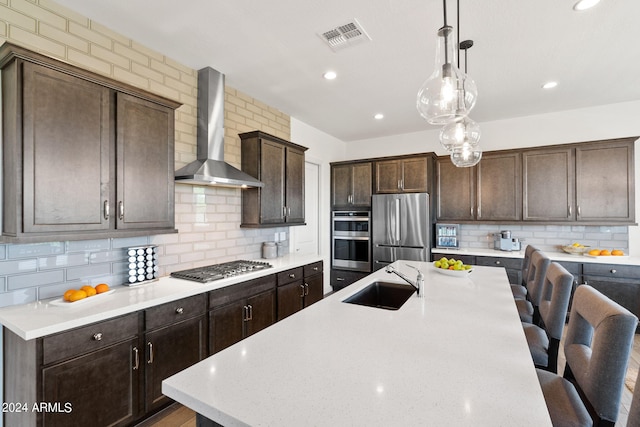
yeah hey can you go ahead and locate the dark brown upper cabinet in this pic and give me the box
[331,161,372,209]
[375,155,430,194]
[240,131,307,227]
[0,43,180,243]
[436,152,521,222]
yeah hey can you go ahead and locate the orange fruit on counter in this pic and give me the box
[63,289,76,302]
[81,285,97,297]
[588,249,601,256]
[95,283,110,294]
[612,249,625,256]
[68,290,88,302]
[599,249,611,256]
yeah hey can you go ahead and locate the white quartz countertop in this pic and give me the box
[162,261,552,426]
[432,247,640,265]
[0,254,323,340]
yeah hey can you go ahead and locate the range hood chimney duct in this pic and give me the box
[174,67,263,187]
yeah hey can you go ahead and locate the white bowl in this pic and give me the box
[432,265,474,277]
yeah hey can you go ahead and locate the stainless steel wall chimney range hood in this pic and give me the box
[174,67,263,187]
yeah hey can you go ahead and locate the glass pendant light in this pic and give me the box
[439,39,481,152]
[416,26,477,125]
[450,142,482,167]
[439,115,481,151]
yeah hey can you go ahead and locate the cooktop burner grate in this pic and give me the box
[170,260,272,283]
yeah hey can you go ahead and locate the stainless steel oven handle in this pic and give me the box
[333,236,370,241]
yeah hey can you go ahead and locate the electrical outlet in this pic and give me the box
[274,233,279,242]
[279,231,286,241]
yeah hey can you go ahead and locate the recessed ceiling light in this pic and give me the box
[374,113,384,120]
[323,71,337,80]
[542,81,558,89]
[573,0,600,11]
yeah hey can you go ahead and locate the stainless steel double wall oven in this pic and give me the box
[331,211,371,272]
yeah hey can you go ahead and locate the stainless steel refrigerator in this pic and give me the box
[371,193,430,271]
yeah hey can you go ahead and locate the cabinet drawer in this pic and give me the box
[42,313,139,365]
[432,253,476,265]
[475,256,523,270]
[582,263,640,280]
[145,293,207,331]
[304,261,323,277]
[209,275,276,307]
[278,267,303,286]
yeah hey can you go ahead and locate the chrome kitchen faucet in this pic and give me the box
[386,264,425,298]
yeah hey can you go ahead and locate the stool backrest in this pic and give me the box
[564,285,638,423]
[525,250,550,307]
[538,262,573,341]
[521,245,539,286]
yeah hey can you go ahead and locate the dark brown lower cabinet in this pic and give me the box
[144,315,207,412]
[330,269,370,291]
[209,275,277,354]
[277,262,324,320]
[42,338,139,427]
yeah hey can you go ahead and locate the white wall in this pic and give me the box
[290,118,347,293]
[344,100,640,255]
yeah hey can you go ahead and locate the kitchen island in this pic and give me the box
[162,260,552,426]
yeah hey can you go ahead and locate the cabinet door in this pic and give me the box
[477,152,521,221]
[285,146,305,223]
[523,148,574,221]
[260,139,287,224]
[22,62,111,233]
[42,339,140,427]
[575,141,634,222]
[304,273,324,307]
[436,158,475,220]
[116,93,175,230]
[209,300,245,354]
[332,164,353,207]
[351,163,373,206]
[375,160,401,193]
[277,281,305,320]
[144,315,207,412]
[245,289,276,337]
[400,157,428,193]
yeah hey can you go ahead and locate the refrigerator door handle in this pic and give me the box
[395,199,401,243]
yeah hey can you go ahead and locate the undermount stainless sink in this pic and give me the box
[342,281,416,310]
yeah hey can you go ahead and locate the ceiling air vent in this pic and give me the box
[319,19,371,52]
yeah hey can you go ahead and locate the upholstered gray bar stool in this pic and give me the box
[516,249,550,324]
[537,285,638,427]
[511,244,539,300]
[522,262,573,373]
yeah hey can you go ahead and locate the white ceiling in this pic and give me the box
[54,0,640,142]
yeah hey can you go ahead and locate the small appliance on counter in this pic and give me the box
[435,223,460,249]
[493,230,521,251]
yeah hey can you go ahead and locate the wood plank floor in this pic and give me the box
[144,334,640,427]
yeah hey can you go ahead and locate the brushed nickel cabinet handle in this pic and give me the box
[247,304,253,321]
[147,342,154,364]
[577,205,581,217]
[299,284,305,298]
[283,206,287,217]
[610,269,617,274]
[568,205,572,217]
[133,347,139,370]
[304,283,309,296]
[103,201,110,220]
[243,305,248,321]
[313,266,319,271]
[93,333,103,341]
[175,307,184,315]
[119,201,124,220]
[289,273,296,279]
[495,261,501,265]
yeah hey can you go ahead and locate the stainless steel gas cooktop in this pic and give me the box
[170,260,272,283]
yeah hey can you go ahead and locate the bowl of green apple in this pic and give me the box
[432,257,474,277]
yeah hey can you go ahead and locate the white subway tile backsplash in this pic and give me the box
[66,263,112,281]
[8,242,65,259]
[0,259,38,274]
[0,288,37,308]
[8,271,65,290]
[67,239,110,252]
[39,254,88,270]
